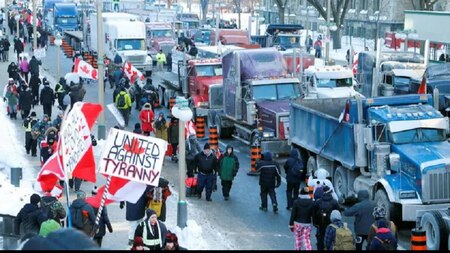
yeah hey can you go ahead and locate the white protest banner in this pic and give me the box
[60,103,92,174]
[98,128,168,186]
[34,48,46,59]
[107,103,125,128]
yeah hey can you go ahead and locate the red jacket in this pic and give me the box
[139,108,155,132]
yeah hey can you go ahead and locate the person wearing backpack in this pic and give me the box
[324,210,356,250]
[369,220,397,250]
[69,191,96,236]
[289,187,315,250]
[38,191,66,226]
[367,206,398,249]
[343,189,376,251]
[284,149,305,210]
[313,185,340,250]
[115,87,132,127]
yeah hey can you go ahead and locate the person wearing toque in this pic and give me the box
[193,143,219,201]
[134,209,168,250]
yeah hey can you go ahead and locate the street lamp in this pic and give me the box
[96,0,106,140]
[54,34,62,79]
[171,96,193,229]
[14,14,20,38]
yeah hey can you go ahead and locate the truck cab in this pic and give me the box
[377,61,425,96]
[304,65,363,98]
[144,22,175,60]
[176,13,199,37]
[53,3,79,33]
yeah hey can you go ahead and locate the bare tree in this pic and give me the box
[411,0,439,10]
[232,0,242,28]
[273,0,288,24]
[201,0,209,21]
[307,0,351,49]
[373,0,391,51]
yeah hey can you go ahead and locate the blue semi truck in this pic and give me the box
[289,94,450,249]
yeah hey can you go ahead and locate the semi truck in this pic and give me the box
[208,29,260,49]
[88,12,153,76]
[144,22,176,61]
[251,24,303,50]
[289,94,450,249]
[218,47,302,155]
[52,2,79,33]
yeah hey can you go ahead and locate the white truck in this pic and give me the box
[303,65,363,98]
[88,12,153,76]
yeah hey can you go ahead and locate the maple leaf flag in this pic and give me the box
[124,61,145,84]
[73,58,98,80]
[36,151,64,192]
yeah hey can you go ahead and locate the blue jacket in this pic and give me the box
[324,220,344,250]
[343,190,376,235]
[284,149,305,184]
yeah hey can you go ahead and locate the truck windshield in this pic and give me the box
[252,83,301,100]
[184,21,199,29]
[116,39,145,51]
[152,30,173,38]
[276,36,300,47]
[317,77,353,88]
[196,65,222,77]
[56,17,77,25]
[390,128,447,144]
[393,76,411,86]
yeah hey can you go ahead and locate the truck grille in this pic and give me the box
[125,55,146,65]
[422,165,450,203]
[209,85,223,109]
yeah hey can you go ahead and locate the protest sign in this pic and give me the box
[107,103,125,128]
[34,48,46,59]
[98,128,168,186]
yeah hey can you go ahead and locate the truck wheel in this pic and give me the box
[420,211,449,250]
[333,166,348,204]
[306,156,316,177]
[374,189,395,222]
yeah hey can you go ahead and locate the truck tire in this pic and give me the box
[333,166,348,204]
[306,156,316,178]
[374,189,396,223]
[216,115,231,139]
[420,211,449,250]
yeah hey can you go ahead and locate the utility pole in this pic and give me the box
[97,0,106,140]
[325,0,331,65]
[32,0,37,50]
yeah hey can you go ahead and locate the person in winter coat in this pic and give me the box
[32,114,52,145]
[1,37,10,62]
[29,74,41,106]
[139,103,154,136]
[131,236,145,250]
[40,127,58,165]
[7,61,19,81]
[29,55,41,77]
[52,112,64,131]
[39,219,61,237]
[164,231,187,250]
[15,194,42,236]
[134,209,168,250]
[40,81,55,118]
[289,186,315,250]
[314,37,322,58]
[19,56,30,83]
[54,77,66,109]
[256,152,281,212]
[5,81,19,119]
[367,206,398,250]
[133,123,143,135]
[69,82,86,109]
[146,177,171,222]
[14,37,24,62]
[91,204,113,247]
[167,117,179,161]
[313,185,341,250]
[307,168,338,201]
[284,149,305,210]
[218,145,239,200]
[154,112,168,139]
[324,210,353,250]
[38,190,66,226]
[69,191,96,236]
[112,67,123,89]
[115,87,132,127]
[369,219,398,250]
[120,185,153,246]
[18,84,33,119]
[24,111,38,156]
[186,134,202,177]
[21,228,100,250]
[194,143,219,201]
[343,189,376,251]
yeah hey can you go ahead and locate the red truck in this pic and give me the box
[209,29,260,49]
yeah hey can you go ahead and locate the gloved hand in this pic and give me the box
[119,201,125,209]
[107,223,113,233]
[289,226,294,232]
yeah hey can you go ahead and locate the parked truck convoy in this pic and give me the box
[52,2,79,33]
[289,94,450,250]
[144,22,176,62]
[251,24,303,50]
[88,12,153,76]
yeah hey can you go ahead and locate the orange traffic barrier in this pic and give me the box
[411,228,426,250]
[49,35,54,45]
[169,97,176,110]
[247,143,261,175]
[195,116,205,139]
[209,126,218,150]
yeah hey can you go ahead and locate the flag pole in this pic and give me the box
[59,104,72,228]
[91,175,112,238]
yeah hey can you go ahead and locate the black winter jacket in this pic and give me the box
[69,84,86,107]
[15,203,41,235]
[312,192,341,228]
[289,195,315,225]
[93,207,112,238]
[29,57,41,76]
[256,152,281,188]
[19,88,33,111]
[194,151,218,174]
[40,86,55,105]
[284,149,305,184]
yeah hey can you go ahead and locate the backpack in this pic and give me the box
[40,200,62,222]
[291,160,305,180]
[315,201,333,227]
[374,236,396,250]
[330,223,355,250]
[117,93,126,108]
[70,206,91,232]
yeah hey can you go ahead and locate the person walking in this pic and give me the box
[134,209,168,250]
[312,185,340,250]
[115,86,132,127]
[29,73,41,106]
[218,145,239,200]
[40,81,55,119]
[7,62,19,81]
[256,152,281,213]
[91,202,113,247]
[54,77,67,109]
[314,36,322,58]
[146,177,171,222]
[18,84,33,119]
[324,210,355,250]
[69,191,96,236]
[1,37,10,62]
[368,219,398,250]
[194,143,219,201]
[164,231,187,250]
[29,55,41,77]
[284,149,305,210]
[38,190,67,226]
[19,56,30,83]
[305,35,313,54]
[155,49,166,72]
[367,206,398,249]
[289,186,315,250]
[15,194,42,236]
[5,80,19,120]
[167,117,179,162]
[23,111,38,156]
[139,103,154,136]
[343,189,376,251]
[14,37,24,62]
[68,81,86,109]
[186,134,202,177]
[154,112,169,141]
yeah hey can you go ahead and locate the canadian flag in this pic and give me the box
[36,149,64,192]
[185,120,196,138]
[124,61,145,84]
[73,58,98,80]
[338,99,351,123]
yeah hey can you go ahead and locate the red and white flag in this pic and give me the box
[185,120,196,138]
[124,61,145,84]
[73,58,98,80]
[418,74,427,94]
[36,151,64,192]
[60,102,103,183]
[352,51,359,76]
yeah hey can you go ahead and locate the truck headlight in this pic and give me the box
[399,191,417,199]
[262,131,274,138]
[145,55,152,63]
